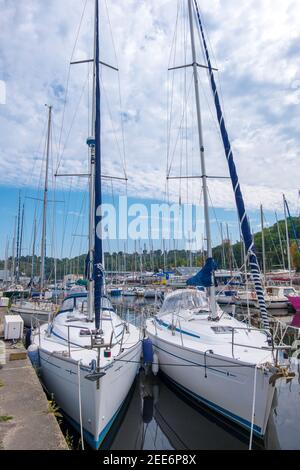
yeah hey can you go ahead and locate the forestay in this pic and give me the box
[193,0,269,329]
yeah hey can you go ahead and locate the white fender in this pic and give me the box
[152,352,159,376]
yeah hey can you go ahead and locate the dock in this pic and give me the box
[0,307,68,450]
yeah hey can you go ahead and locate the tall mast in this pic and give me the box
[92,0,104,331]
[31,216,37,280]
[187,0,216,317]
[4,237,9,284]
[140,243,143,277]
[16,192,21,282]
[275,211,285,270]
[19,203,25,280]
[163,239,166,272]
[220,222,226,269]
[260,204,266,282]
[123,243,126,273]
[40,105,52,291]
[226,223,233,276]
[86,0,97,322]
[283,194,292,284]
[173,239,177,268]
[282,194,292,284]
[11,216,17,282]
[134,240,137,280]
[188,234,192,268]
[193,0,269,329]
[238,223,243,270]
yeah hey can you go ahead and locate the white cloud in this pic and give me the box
[0,0,300,214]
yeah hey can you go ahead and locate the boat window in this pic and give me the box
[76,297,88,313]
[60,297,75,312]
[102,297,113,310]
[160,290,208,315]
[211,326,233,334]
[283,288,296,296]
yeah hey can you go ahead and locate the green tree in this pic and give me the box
[290,241,300,271]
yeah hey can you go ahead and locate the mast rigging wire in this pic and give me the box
[57,0,89,164]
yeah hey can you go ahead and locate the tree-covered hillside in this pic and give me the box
[1,217,299,279]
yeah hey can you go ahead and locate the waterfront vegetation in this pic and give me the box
[1,217,299,279]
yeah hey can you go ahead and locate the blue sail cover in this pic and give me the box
[186,258,218,287]
[193,0,269,329]
[94,0,104,331]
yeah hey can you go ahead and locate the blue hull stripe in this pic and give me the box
[156,318,201,339]
[161,372,263,436]
[62,401,124,449]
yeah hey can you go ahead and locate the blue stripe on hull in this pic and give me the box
[150,341,263,436]
[63,401,125,449]
[159,371,263,437]
[156,318,201,339]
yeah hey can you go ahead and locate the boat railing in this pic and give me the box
[31,314,43,347]
[33,315,126,357]
[175,316,184,347]
[248,314,300,348]
[231,326,291,364]
[63,324,118,357]
[31,312,134,358]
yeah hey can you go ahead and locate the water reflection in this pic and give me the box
[108,365,300,450]
[111,371,249,450]
[266,359,300,450]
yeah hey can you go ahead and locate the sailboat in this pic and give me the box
[281,194,300,317]
[234,203,298,314]
[11,106,57,328]
[30,0,142,449]
[146,0,293,439]
[3,195,30,300]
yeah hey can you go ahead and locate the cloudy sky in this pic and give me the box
[0,0,300,258]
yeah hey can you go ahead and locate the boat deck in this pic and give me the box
[146,312,275,366]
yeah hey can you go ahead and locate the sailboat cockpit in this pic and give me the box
[158,289,223,320]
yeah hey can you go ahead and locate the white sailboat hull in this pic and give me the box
[147,331,275,437]
[234,298,257,308]
[38,342,141,449]
[265,301,289,311]
[0,297,9,307]
[10,306,52,327]
[216,295,235,305]
[235,298,289,312]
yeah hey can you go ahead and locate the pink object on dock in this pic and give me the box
[291,313,300,328]
[288,295,300,312]
[288,295,300,327]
